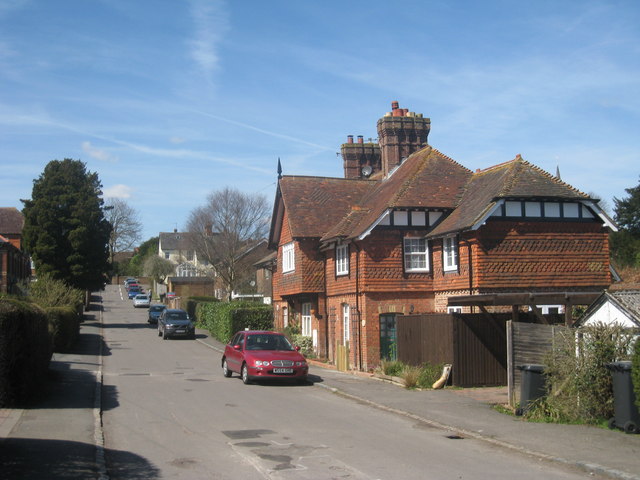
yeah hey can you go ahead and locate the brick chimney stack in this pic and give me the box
[341,135,381,179]
[377,101,430,176]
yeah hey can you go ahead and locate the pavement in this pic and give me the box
[1,294,640,479]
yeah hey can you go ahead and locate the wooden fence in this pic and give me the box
[397,313,508,387]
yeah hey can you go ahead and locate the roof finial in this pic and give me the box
[277,157,282,179]
[556,165,561,180]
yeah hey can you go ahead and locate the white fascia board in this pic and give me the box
[581,200,618,232]
[471,199,504,231]
[358,209,391,240]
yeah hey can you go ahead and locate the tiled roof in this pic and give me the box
[278,176,376,238]
[429,156,592,238]
[609,290,640,322]
[159,232,195,250]
[322,147,472,242]
[0,207,24,234]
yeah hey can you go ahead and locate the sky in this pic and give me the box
[1,0,639,242]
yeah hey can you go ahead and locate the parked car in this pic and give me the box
[126,282,139,291]
[124,277,137,286]
[222,330,308,385]
[127,286,142,299]
[133,294,150,308]
[147,304,166,324]
[157,309,195,340]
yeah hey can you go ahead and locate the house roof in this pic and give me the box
[159,231,195,251]
[269,146,613,249]
[321,147,472,243]
[429,155,593,238]
[271,175,376,243]
[576,289,640,327]
[0,207,24,235]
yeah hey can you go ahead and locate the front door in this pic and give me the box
[380,313,399,361]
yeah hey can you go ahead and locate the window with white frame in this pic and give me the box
[282,242,295,273]
[336,244,349,276]
[443,235,458,272]
[342,304,350,345]
[447,306,462,313]
[301,303,312,337]
[404,237,429,272]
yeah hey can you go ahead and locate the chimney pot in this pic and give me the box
[391,101,399,110]
[347,135,354,143]
[357,135,364,144]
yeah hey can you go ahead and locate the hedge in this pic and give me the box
[185,296,219,323]
[0,299,52,407]
[46,306,81,353]
[197,301,273,343]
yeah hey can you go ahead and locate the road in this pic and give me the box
[101,285,600,479]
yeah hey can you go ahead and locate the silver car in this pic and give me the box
[133,294,150,308]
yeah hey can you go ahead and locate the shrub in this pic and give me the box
[290,334,314,358]
[401,365,421,389]
[27,274,84,312]
[198,301,273,343]
[380,359,405,377]
[46,306,81,353]
[0,299,52,407]
[633,337,640,411]
[185,296,218,323]
[417,362,445,389]
[541,322,634,424]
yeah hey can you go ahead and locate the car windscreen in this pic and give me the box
[245,334,293,351]
[167,312,188,320]
[150,306,164,312]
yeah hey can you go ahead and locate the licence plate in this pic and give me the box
[175,329,185,333]
[273,368,293,374]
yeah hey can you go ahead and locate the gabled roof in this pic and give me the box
[269,175,375,246]
[429,155,596,238]
[0,207,24,235]
[269,150,614,249]
[159,231,195,251]
[321,147,472,243]
[576,289,640,327]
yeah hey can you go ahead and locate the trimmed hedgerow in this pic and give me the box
[0,299,52,407]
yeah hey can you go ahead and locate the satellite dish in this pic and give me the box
[361,165,373,177]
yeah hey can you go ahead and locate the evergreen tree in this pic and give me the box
[611,177,640,267]
[21,159,111,291]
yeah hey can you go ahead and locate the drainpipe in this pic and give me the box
[323,250,329,359]
[467,239,474,314]
[355,241,363,371]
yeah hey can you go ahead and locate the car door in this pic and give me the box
[226,333,244,372]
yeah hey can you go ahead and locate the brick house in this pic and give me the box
[0,207,32,294]
[268,102,616,371]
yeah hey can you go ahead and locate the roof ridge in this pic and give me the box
[429,147,473,173]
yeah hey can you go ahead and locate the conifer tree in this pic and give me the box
[21,159,111,291]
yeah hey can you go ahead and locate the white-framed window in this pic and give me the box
[443,235,458,272]
[404,237,429,272]
[301,302,312,337]
[283,307,288,328]
[177,262,197,277]
[282,242,295,273]
[336,244,349,276]
[447,306,462,313]
[342,304,350,345]
[164,251,171,259]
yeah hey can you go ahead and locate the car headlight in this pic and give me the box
[295,361,307,366]
[255,360,270,366]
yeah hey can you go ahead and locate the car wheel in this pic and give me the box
[241,364,251,384]
[222,359,232,378]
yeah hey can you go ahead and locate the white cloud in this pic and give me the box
[82,141,119,163]
[103,184,133,199]
[188,0,230,79]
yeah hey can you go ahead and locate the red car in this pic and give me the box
[222,330,308,384]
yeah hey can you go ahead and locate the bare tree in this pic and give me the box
[187,187,270,300]
[104,198,143,265]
